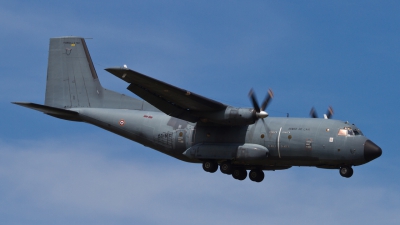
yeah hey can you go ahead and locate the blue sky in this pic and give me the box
[1,1,399,224]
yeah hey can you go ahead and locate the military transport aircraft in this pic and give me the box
[13,37,382,182]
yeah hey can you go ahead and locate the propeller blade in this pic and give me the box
[248,88,261,112]
[260,89,274,111]
[261,118,271,136]
[310,107,318,118]
[310,106,333,119]
[326,106,334,119]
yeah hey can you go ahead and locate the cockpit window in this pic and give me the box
[338,127,364,136]
[338,129,348,136]
[354,129,364,136]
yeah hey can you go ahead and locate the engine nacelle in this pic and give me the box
[183,143,269,162]
[194,107,256,125]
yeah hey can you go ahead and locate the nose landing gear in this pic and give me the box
[339,166,353,178]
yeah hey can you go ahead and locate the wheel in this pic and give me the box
[220,162,233,174]
[339,166,353,178]
[232,168,247,180]
[202,161,218,173]
[249,169,264,182]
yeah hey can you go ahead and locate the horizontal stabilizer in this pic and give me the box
[12,102,81,121]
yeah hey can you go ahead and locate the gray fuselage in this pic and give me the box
[75,108,371,170]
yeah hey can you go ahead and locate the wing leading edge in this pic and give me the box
[105,67,227,123]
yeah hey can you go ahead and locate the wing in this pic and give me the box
[105,67,227,122]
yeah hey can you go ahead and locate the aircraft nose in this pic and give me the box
[364,140,382,162]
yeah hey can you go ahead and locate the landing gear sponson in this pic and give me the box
[202,161,355,182]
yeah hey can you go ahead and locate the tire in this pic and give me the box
[232,168,247,180]
[202,161,218,173]
[220,162,233,174]
[339,166,353,178]
[347,167,354,177]
[249,169,264,182]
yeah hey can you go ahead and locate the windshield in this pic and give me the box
[338,127,364,136]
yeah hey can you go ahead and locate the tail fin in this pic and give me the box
[15,36,158,120]
[45,37,103,108]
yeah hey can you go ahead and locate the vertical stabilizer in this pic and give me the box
[45,37,103,108]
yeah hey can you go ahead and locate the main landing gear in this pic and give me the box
[202,161,218,173]
[220,162,233,174]
[202,161,265,182]
[232,168,247,180]
[249,169,264,182]
[339,166,353,178]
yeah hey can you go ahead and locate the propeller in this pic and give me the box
[249,88,274,119]
[310,106,334,119]
[248,88,274,139]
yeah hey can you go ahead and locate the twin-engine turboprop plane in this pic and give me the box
[13,37,382,182]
